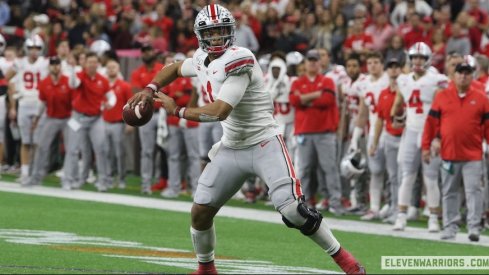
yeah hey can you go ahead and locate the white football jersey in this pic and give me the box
[340,73,366,134]
[11,57,49,106]
[397,71,448,132]
[264,58,293,126]
[0,57,14,76]
[357,72,389,136]
[325,64,347,90]
[188,46,280,149]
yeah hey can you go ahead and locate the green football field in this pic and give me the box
[0,183,488,274]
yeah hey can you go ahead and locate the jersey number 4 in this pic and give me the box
[24,72,41,89]
[408,89,423,114]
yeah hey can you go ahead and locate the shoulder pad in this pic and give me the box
[223,47,255,77]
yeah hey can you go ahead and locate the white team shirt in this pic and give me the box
[11,56,49,107]
[357,72,389,137]
[397,71,448,132]
[183,46,280,149]
[340,73,366,134]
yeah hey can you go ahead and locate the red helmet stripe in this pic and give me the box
[210,4,217,20]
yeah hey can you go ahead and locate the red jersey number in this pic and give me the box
[203,81,215,103]
[364,92,377,113]
[23,72,41,90]
[408,89,423,114]
[274,102,291,115]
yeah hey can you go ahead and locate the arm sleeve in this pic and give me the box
[311,78,336,107]
[422,94,441,151]
[180,58,197,77]
[216,75,250,108]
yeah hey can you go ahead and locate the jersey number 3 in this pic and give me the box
[408,89,423,114]
[24,72,41,89]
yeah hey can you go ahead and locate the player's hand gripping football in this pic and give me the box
[128,89,154,109]
[154,92,177,115]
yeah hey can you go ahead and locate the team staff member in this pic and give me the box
[102,59,133,189]
[161,73,200,198]
[130,44,165,194]
[368,58,404,223]
[28,57,73,186]
[289,49,344,215]
[422,61,489,242]
[63,52,111,191]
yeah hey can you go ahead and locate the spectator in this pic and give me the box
[475,54,489,84]
[314,9,334,51]
[465,0,489,53]
[153,3,174,42]
[289,49,344,215]
[403,13,432,49]
[365,11,395,51]
[390,0,433,27]
[330,13,347,64]
[433,5,453,38]
[431,29,447,72]
[299,13,318,48]
[274,16,308,54]
[240,0,262,42]
[233,12,259,53]
[343,19,374,57]
[445,22,472,56]
[422,61,488,242]
[384,34,407,67]
[0,0,10,27]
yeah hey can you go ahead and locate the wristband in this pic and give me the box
[179,107,186,118]
[144,82,159,94]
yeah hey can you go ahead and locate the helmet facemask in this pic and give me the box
[195,24,235,56]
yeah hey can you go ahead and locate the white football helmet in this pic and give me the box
[90,40,111,57]
[408,42,432,71]
[194,4,235,56]
[340,151,366,180]
[24,34,45,53]
[258,53,271,72]
[286,51,304,66]
[0,33,5,54]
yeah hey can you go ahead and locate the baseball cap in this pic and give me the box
[49,56,61,65]
[386,57,401,67]
[306,49,320,61]
[455,63,474,73]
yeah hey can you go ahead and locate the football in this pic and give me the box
[122,102,154,127]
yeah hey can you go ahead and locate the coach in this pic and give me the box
[289,49,343,215]
[422,61,488,242]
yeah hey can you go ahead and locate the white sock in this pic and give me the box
[21,165,29,177]
[398,173,417,207]
[190,225,215,263]
[308,221,341,255]
[369,173,384,212]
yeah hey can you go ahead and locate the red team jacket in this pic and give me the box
[103,79,133,123]
[38,75,73,119]
[289,74,339,134]
[422,83,489,161]
[164,77,198,128]
[131,63,164,109]
[72,71,110,116]
[377,87,404,136]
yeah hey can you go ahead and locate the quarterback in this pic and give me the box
[128,4,364,275]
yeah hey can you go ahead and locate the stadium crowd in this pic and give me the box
[0,0,489,242]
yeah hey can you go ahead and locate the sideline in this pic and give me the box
[1,181,487,247]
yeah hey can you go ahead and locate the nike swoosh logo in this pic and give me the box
[213,70,218,74]
[260,140,270,148]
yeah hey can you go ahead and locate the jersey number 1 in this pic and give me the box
[408,89,423,114]
[203,81,215,103]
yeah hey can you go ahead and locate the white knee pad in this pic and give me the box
[398,173,417,207]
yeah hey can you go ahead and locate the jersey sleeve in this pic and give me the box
[224,48,255,77]
[435,73,449,90]
[216,75,250,108]
[181,58,197,77]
